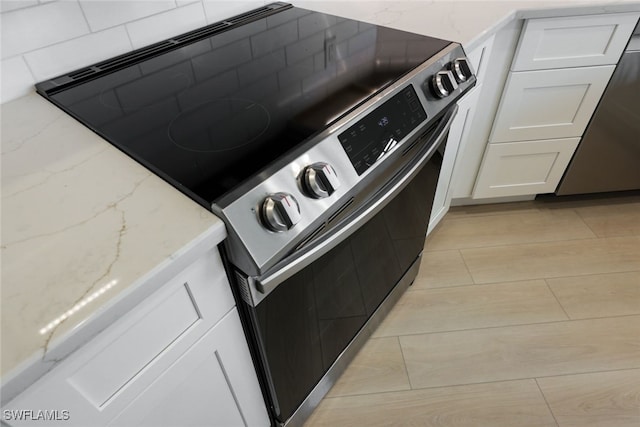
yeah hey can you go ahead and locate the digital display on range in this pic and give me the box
[338,85,426,175]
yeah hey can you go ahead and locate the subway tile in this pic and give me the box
[0,1,38,13]
[191,39,251,81]
[298,11,337,39]
[24,27,132,82]
[202,0,265,24]
[79,0,175,32]
[126,2,207,49]
[1,1,89,59]
[176,0,199,5]
[237,49,285,86]
[250,19,298,57]
[0,56,36,103]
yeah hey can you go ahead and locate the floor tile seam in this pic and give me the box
[470,266,640,286]
[457,248,477,284]
[543,278,572,321]
[543,269,640,284]
[534,366,640,383]
[403,366,640,394]
[572,207,604,238]
[394,335,415,391]
[437,234,632,254]
[326,367,640,401]
[322,377,550,400]
[411,277,552,292]
[534,378,561,427]
[390,314,640,340]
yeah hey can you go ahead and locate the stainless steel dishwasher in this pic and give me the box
[556,20,640,195]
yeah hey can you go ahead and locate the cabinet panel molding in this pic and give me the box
[473,138,580,198]
[512,13,640,70]
[490,66,614,143]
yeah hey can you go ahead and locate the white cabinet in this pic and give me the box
[512,13,640,71]
[429,86,479,232]
[490,65,615,142]
[472,12,639,200]
[109,309,268,427]
[3,249,269,427]
[473,137,580,198]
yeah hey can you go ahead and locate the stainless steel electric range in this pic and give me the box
[36,3,476,426]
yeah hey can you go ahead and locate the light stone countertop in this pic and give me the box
[1,94,225,400]
[2,0,640,403]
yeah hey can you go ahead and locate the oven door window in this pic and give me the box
[254,145,444,421]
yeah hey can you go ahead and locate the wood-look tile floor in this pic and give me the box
[305,193,640,427]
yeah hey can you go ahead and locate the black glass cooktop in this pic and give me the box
[38,3,450,208]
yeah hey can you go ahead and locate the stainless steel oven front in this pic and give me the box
[225,101,458,427]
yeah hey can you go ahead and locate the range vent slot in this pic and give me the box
[328,198,355,224]
[402,121,438,156]
[234,270,253,305]
[173,22,230,43]
[37,2,293,95]
[295,224,326,251]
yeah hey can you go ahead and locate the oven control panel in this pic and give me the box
[220,43,476,276]
[338,86,426,176]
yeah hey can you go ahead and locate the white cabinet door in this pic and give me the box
[109,309,269,427]
[473,137,580,198]
[429,87,479,232]
[490,65,614,143]
[512,13,640,71]
[2,249,268,427]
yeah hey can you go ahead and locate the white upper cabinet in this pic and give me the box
[489,65,615,143]
[512,13,640,71]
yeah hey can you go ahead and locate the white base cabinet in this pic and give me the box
[472,12,639,200]
[3,249,269,427]
[109,308,268,427]
[489,65,615,143]
[429,86,479,233]
[473,138,580,198]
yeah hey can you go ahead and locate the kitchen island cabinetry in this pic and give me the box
[472,12,639,199]
[2,249,269,427]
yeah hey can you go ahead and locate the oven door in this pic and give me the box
[234,105,457,426]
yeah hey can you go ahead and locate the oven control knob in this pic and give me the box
[450,57,473,83]
[301,162,341,199]
[260,192,301,232]
[431,70,458,98]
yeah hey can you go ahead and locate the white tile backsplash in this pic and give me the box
[79,0,176,32]
[1,56,36,103]
[202,0,266,24]
[126,2,207,49]
[0,0,273,104]
[1,1,89,59]
[24,27,133,81]
[0,1,38,13]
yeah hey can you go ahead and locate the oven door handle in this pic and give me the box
[256,104,459,296]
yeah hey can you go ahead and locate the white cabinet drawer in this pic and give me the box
[490,65,614,143]
[512,13,639,71]
[473,137,580,199]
